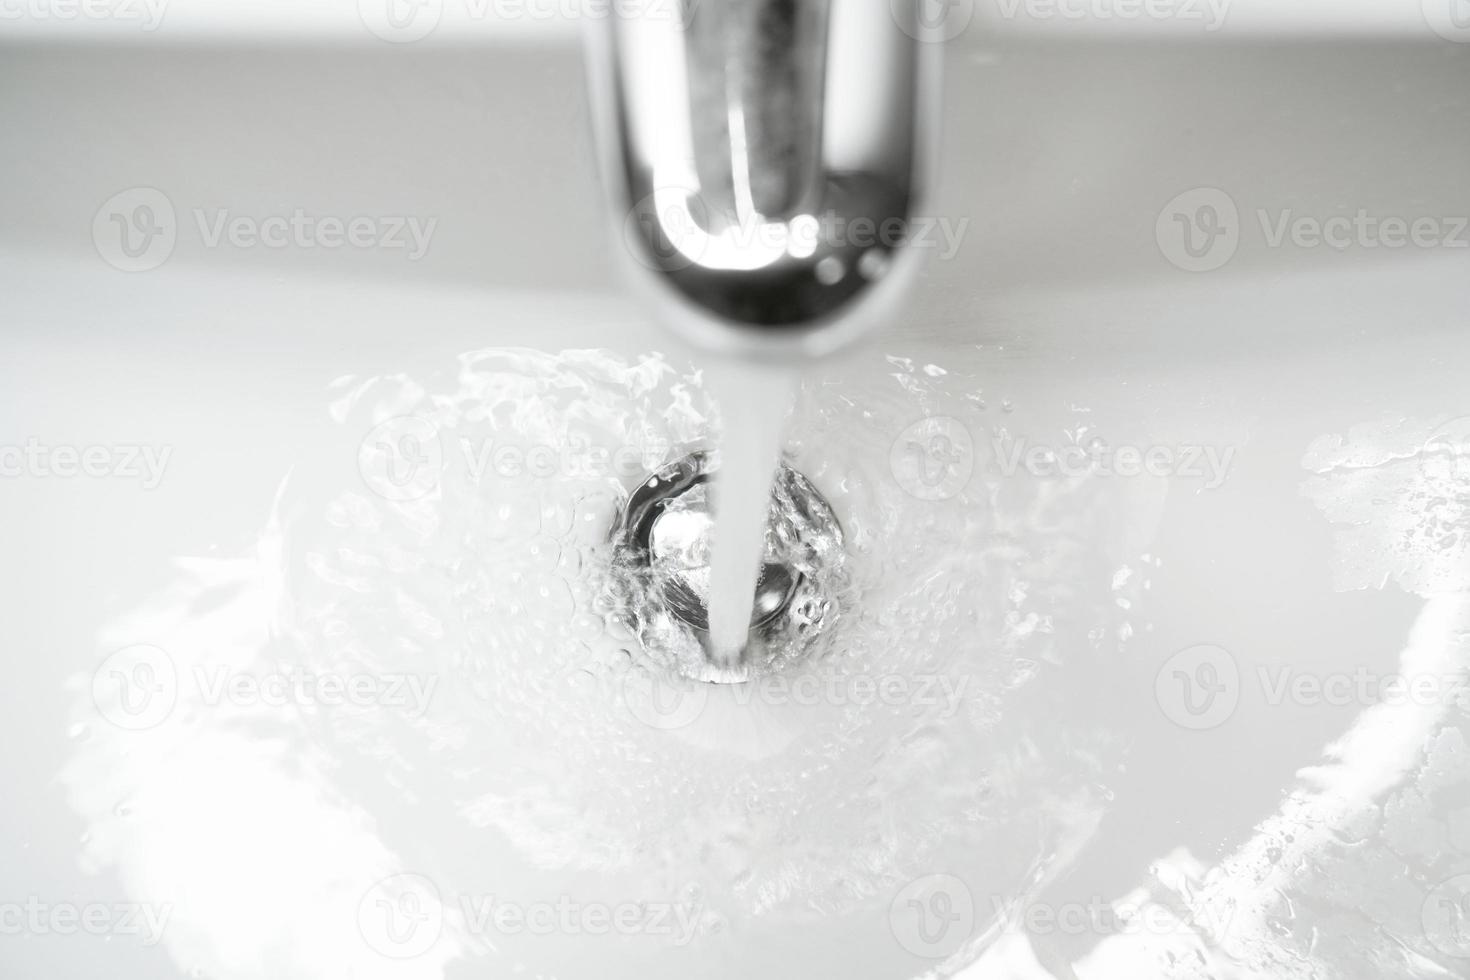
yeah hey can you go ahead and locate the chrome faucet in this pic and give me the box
[586,0,942,360]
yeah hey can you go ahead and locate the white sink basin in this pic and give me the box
[3,17,1470,980]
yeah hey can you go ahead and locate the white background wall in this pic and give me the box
[0,0,1460,43]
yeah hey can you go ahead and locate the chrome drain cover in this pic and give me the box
[608,451,845,683]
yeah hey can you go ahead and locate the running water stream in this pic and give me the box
[704,362,798,664]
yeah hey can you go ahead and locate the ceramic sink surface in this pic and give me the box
[3,19,1470,980]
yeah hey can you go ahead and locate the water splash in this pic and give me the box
[60,348,1138,980]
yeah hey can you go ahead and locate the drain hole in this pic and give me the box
[609,451,845,683]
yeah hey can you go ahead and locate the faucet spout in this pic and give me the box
[683,0,831,221]
[586,0,942,360]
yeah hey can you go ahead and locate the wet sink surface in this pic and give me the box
[4,274,1467,977]
[4,32,1470,980]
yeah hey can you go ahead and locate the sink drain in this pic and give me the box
[608,451,845,683]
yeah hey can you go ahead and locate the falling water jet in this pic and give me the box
[704,363,798,665]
